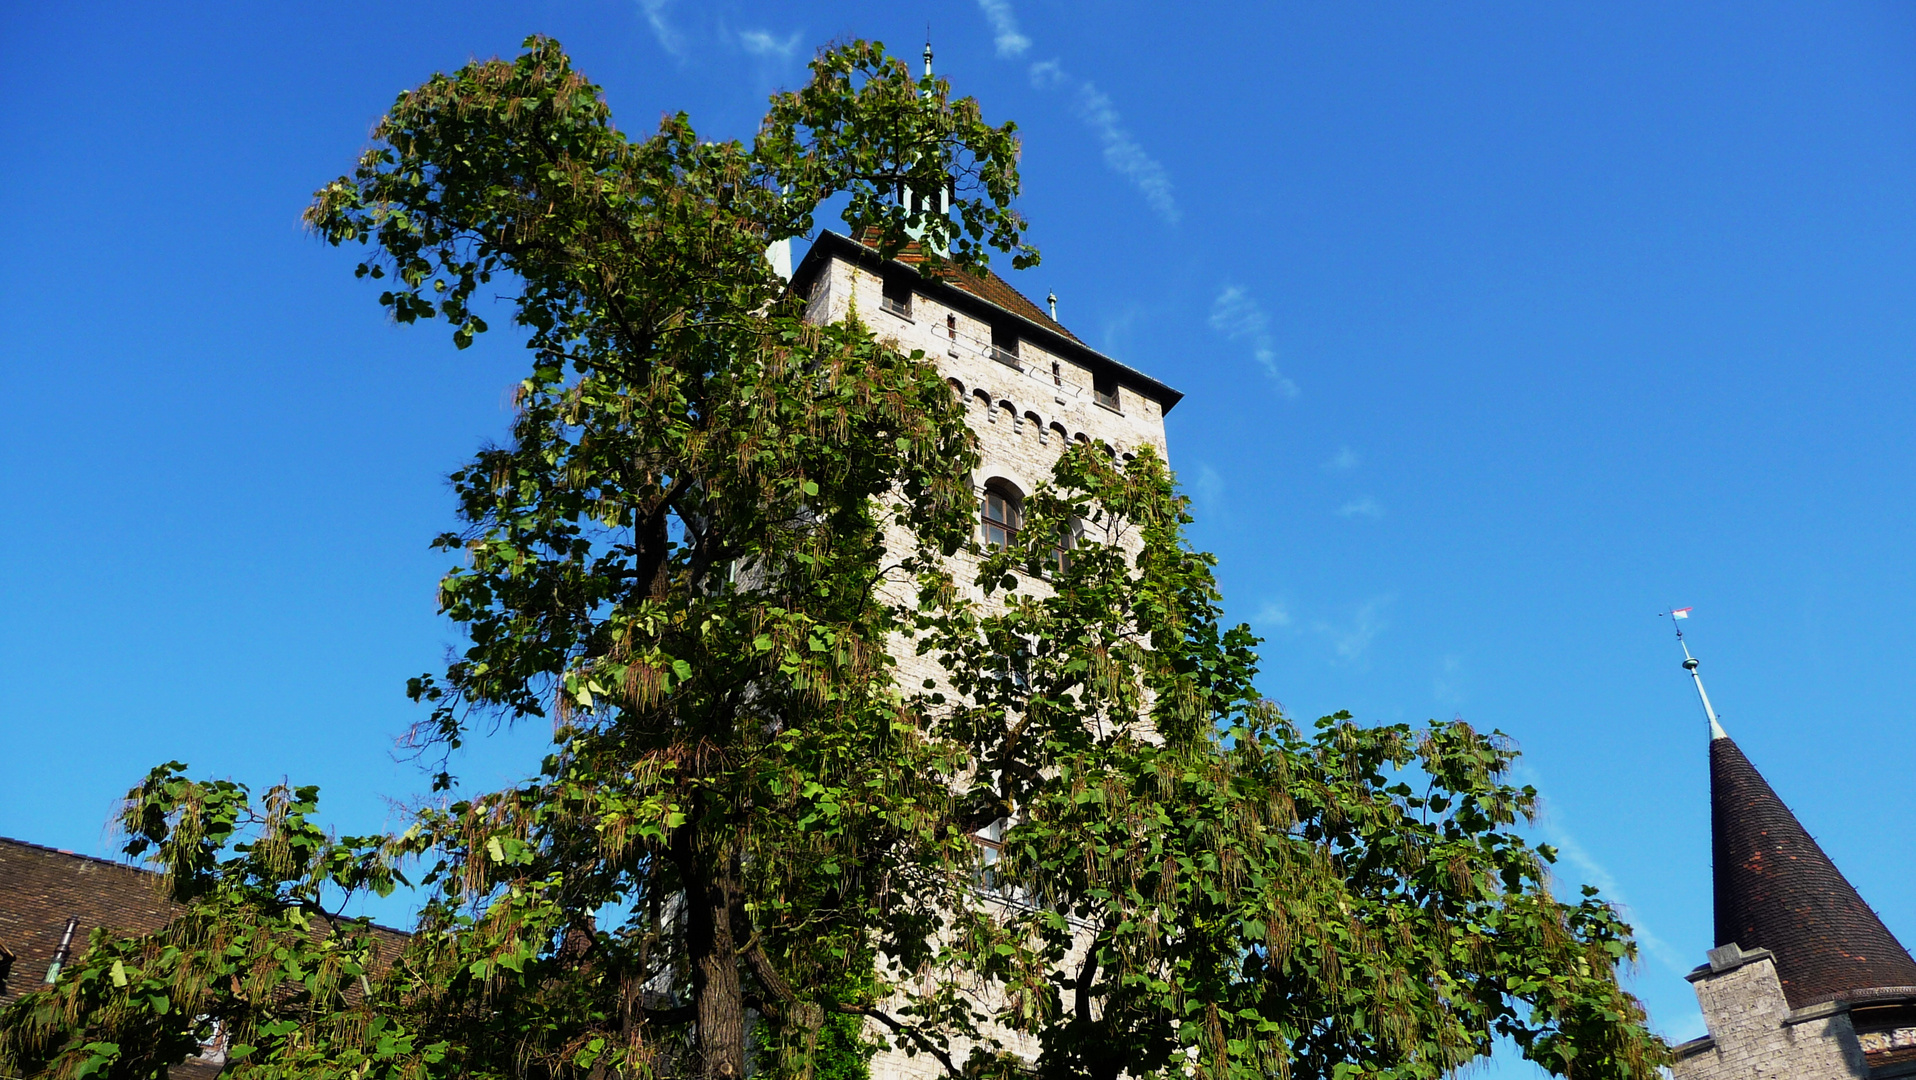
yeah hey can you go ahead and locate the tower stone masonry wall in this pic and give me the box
[801,239,1173,737]
[795,239,1173,1080]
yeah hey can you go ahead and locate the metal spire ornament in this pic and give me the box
[1664,607,1727,740]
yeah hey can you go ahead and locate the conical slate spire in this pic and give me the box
[1711,731,1916,1007]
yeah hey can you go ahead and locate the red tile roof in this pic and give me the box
[0,836,410,1007]
[870,234,1084,343]
[0,837,175,1005]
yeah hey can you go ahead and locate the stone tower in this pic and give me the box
[1672,725,1916,1079]
[789,231,1180,476]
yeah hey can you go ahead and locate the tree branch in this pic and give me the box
[836,1003,967,1080]
[744,938,798,1006]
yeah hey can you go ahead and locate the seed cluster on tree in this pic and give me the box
[0,38,1665,1080]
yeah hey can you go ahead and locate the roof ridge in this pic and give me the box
[846,228,1082,343]
[1710,736,1916,1008]
[0,835,143,873]
[0,835,416,939]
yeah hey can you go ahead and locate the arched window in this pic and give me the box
[981,480,1022,549]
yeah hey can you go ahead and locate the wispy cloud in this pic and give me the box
[1433,654,1465,707]
[1313,597,1391,663]
[1191,463,1226,514]
[976,2,1176,224]
[1338,496,1384,519]
[1075,81,1179,224]
[1098,305,1141,357]
[1254,601,1293,628]
[976,0,1032,58]
[1209,286,1300,397]
[637,0,684,56]
[1535,817,1689,975]
[739,29,802,58]
[1324,446,1360,471]
[1505,766,1706,1042]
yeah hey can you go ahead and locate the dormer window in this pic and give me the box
[991,325,1021,370]
[881,277,912,319]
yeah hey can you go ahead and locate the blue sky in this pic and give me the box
[5,1,1915,1069]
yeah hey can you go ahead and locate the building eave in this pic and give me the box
[790,231,1185,415]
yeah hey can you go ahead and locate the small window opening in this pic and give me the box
[1092,372,1121,412]
[881,277,912,319]
[991,326,1021,370]
[1047,523,1075,576]
[908,184,946,216]
[974,818,1005,890]
[1052,360,1063,388]
[981,482,1021,549]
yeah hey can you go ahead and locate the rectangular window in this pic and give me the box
[991,326,1021,370]
[974,818,1005,891]
[1047,525,1074,576]
[981,490,1019,549]
[881,277,912,319]
[1092,372,1121,412]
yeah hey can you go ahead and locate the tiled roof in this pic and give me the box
[872,235,1084,343]
[1710,737,1916,1008]
[0,836,176,1005]
[0,836,410,1005]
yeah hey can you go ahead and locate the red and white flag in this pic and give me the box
[1672,607,1692,619]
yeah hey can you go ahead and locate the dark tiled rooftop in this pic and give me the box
[0,836,175,1005]
[1711,736,1916,1008]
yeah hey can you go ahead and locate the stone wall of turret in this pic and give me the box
[1674,945,1875,1080]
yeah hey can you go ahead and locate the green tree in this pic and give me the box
[0,37,1665,1080]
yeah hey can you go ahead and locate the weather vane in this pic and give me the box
[1662,606,1726,739]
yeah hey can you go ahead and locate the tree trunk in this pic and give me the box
[686,840,747,1080]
